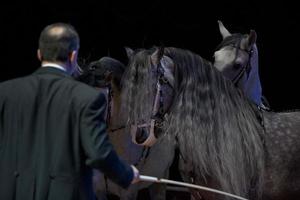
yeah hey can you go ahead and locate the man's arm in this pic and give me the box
[79,92,138,188]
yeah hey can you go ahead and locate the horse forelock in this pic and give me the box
[121,48,157,125]
[164,47,265,199]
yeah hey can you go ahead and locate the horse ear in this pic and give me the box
[247,30,257,48]
[218,20,231,39]
[125,47,134,59]
[151,46,164,65]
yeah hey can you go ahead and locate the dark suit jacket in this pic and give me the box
[0,67,133,200]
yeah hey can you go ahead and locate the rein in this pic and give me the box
[98,84,128,133]
[109,125,127,133]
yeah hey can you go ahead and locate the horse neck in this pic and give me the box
[109,83,122,127]
[107,83,145,165]
[243,44,263,106]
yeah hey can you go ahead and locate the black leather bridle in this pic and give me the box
[230,44,253,86]
[130,57,174,146]
[215,34,253,87]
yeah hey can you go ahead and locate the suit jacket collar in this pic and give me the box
[33,66,72,79]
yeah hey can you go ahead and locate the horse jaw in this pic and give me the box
[218,20,231,39]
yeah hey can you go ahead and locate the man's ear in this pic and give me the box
[70,50,78,63]
[37,49,42,61]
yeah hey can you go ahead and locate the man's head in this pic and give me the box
[38,23,80,74]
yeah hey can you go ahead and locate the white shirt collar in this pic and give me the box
[42,63,66,72]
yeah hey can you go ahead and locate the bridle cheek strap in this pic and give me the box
[130,82,162,147]
[231,47,253,86]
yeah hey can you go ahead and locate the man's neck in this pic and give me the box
[41,61,67,72]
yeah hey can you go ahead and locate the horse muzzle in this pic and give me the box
[130,120,158,147]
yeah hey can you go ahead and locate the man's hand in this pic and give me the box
[131,165,140,184]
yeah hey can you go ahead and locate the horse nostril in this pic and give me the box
[135,128,149,144]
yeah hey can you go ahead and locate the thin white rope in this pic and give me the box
[139,175,249,200]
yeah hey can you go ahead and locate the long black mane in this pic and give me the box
[122,47,265,199]
[165,47,265,199]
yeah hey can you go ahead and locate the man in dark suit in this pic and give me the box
[0,23,139,200]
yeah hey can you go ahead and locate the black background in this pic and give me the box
[1,0,299,111]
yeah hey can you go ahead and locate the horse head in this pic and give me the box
[213,21,263,106]
[77,56,126,125]
[85,56,125,90]
[123,47,175,147]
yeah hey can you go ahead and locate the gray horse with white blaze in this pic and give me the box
[214,21,269,109]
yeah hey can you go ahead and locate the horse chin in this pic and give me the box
[135,127,150,144]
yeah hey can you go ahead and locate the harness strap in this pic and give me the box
[230,41,253,86]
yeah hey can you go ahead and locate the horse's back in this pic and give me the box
[264,111,300,155]
[263,111,300,199]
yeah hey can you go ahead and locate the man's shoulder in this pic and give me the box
[0,75,104,107]
[68,80,105,105]
[69,80,99,95]
[0,76,29,91]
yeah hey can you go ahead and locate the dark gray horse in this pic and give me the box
[77,56,175,200]
[121,46,300,200]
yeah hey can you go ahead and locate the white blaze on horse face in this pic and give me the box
[214,47,237,78]
[214,47,249,82]
[214,48,235,71]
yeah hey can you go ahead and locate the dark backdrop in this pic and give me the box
[1,0,299,111]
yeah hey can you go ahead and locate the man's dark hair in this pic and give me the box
[38,23,80,62]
